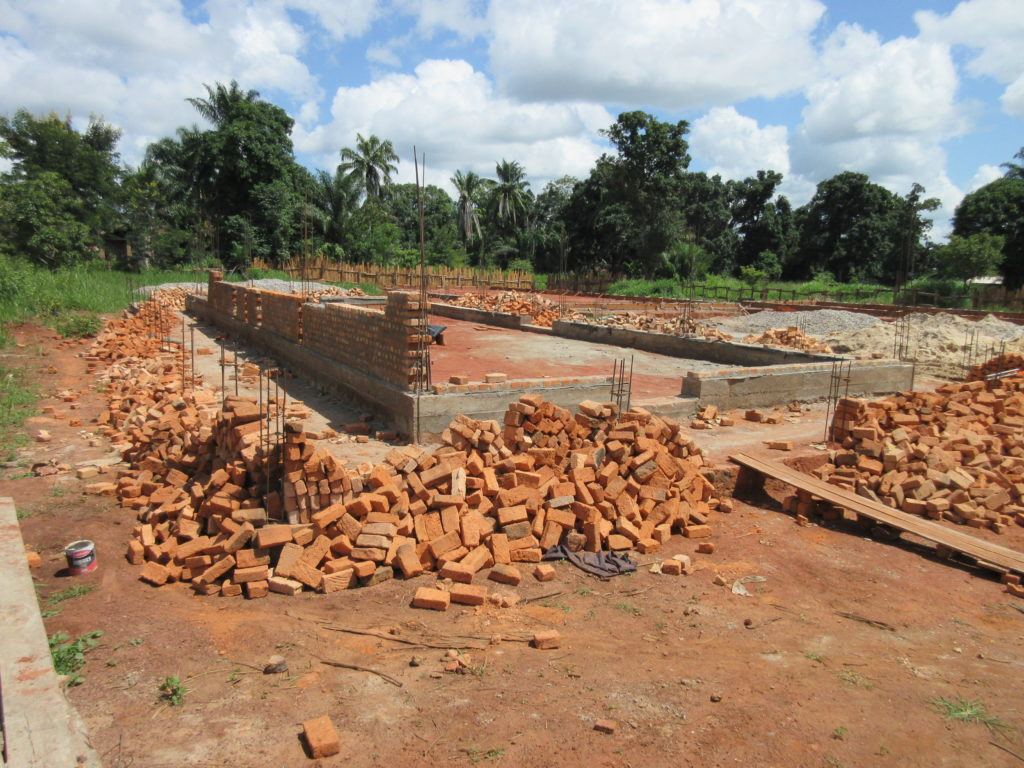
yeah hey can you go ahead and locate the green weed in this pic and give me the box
[48,630,102,685]
[832,726,848,740]
[930,696,1010,733]
[838,670,874,689]
[159,676,187,706]
[46,584,94,605]
[614,601,642,617]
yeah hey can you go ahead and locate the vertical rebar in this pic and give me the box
[190,325,196,393]
[220,340,226,407]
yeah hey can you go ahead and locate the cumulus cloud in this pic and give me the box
[0,0,379,162]
[394,0,488,39]
[792,22,968,238]
[295,59,613,192]
[689,106,818,205]
[690,107,790,178]
[968,163,1004,192]
[487,0,826,108]
[917,0,1024,118]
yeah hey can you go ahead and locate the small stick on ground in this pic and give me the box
[318,657,403,687]
[835,611,896,632]
[521,590,567,605]
[989,741,1024,763]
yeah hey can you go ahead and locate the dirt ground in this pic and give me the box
[4,321,1024,768]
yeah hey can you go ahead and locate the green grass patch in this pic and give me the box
[931,696,1011,733]
[54,312,102,338]
[0,362,38,460]
[46,584,94,606]
[604,274,895,304]
[48,630,102,686]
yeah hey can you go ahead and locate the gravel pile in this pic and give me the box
[710,309,881,339]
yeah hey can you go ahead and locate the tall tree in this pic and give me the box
[311,167,361,246]
[953,176,1024,290]
[792,172,917,282]
[0,109,123,263]
[451,170,487,246]
[339,134,399,200]
[1001,147,1024,180]
[491,159,531,229]
[187,80,260,128]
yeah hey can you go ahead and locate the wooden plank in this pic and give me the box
[729,452,1024,577]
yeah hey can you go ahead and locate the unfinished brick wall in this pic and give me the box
[204,272,424,390]
[208,273,235,316]
[303,292,423,389]
[260,291,304,341]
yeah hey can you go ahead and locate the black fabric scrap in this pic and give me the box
[542,544,636,578]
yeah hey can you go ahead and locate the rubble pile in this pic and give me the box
[451,291,560,327]
[814,378,1024,533]
[742,326,833,354]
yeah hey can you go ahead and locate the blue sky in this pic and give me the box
[2,0,1022,237]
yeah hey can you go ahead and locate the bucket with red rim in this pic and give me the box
[64,540,97,575]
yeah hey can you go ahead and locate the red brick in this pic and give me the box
[302,715,341,758]
[411,587,450,611]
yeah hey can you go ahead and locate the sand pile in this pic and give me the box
[826,313,1024,379]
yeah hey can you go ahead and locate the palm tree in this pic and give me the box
[1002,147,1024,180]
[451,169,487,245]
[492,159,531,229]
[187,80,260,128]
[311,168,361,244]
[339,133,399,200]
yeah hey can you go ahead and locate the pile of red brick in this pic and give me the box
[127,393,723,598]
[743,326,832,353]
[567,311,733,342]
[451,291,560,327]
[819,378,1024,532]
[967,353,1024,381]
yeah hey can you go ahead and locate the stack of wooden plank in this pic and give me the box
[743,326,832,353]
[821,378,1024,532]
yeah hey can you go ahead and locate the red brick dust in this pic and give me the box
[4,321,1024,768]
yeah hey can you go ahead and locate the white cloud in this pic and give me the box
[690,107,790,177]
[802,23,964,143]
[487,0,826,108]
[0,0,379,163]
[917,0,1024,118]
[968,163,1003,192]
[295,58,613,192]
[791,22,968,239]
[394,0,488,39]
[689,107,819,205]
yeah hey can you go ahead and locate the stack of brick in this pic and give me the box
[820,378,1024,532]
[743,327,832,354]
[967,353,1024,381]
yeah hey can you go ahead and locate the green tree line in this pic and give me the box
[1,82,1020,288]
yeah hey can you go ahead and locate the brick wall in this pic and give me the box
[260,291,303,341]
[303,292,424,389]
[205,272,424,390]
[208,273,235,316]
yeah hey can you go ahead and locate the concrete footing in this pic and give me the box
[0,498,99,767]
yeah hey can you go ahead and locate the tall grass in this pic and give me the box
[604,275,897,304]
[0,257,211,327]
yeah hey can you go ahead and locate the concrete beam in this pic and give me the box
[550,320,832,367]
[682,360,915,409]
[0,497,99,767]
